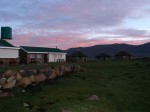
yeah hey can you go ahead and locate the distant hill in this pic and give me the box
[66,42,150,58]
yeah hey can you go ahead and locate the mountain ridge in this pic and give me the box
[66,42,150,58]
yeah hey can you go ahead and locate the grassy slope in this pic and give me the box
[0,61,150,112]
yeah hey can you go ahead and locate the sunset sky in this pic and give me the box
[0,0,150,50]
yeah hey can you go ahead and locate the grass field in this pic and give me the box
[0,60,150,112]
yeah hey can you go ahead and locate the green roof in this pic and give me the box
[0,39,15,47]
[21,46,65,53]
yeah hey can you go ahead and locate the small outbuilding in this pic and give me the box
[115,50,132,60]
[0,40,20,64]
[67,50,87,62]
[96,52,110,60]
[19,46,66,64]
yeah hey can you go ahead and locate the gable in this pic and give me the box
[0,40,14,47]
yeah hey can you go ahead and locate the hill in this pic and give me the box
[66,42,150,58]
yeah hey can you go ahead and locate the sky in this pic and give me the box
[0,0,150,50]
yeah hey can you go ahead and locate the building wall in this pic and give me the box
[76,57,87,62]
[0,48,19,58]
[67,56,87,62]
[97,57,110,61]
[0,48,19,64]
[26,52,66,63]
[48,52,66,62]
[19,49,27,60]
[27,53,45,63]
[19,49,66,63]
[115,56,131,60]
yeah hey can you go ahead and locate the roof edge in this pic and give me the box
[0,46,20,50]
[20,46,66,53]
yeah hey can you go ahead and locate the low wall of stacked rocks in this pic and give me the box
[0,64,82,96]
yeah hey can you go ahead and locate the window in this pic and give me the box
[36,54,42,58]
[29,54,35,58]
[57,59,64,62]
[52,54,57,58]
[58,54,62,58]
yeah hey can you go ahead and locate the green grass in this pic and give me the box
[0,60,150,112]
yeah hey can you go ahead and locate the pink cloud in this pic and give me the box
[11,32,87,49]
[1,0,149,50]
[10,27,150,50]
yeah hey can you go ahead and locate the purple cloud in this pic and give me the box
[0,0,150,49]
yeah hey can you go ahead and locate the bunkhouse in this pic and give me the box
[96,52,111,61]
[0,27,20,64]
[67,50,87,62]
[19,46,66,64]
[115,50,132,60]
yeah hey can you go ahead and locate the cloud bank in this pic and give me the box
[0,0,150,49]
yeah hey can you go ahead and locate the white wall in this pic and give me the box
[0,48,19,58]
[48,52,66,62]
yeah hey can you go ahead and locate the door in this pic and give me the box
[44,54,48,63]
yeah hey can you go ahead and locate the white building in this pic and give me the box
[0,40,20,64]
[19,46,67,63]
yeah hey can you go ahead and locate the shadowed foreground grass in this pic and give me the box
[0,60,150,112]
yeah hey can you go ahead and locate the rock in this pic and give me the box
[22,89,26,92]
[0,77,6,84]
[19,70,25,74]
[18,77,32,87]
[32,69,38,75]
[0,84,2,89]
[0,90,3,93]
[23,102,29,107]
[34,73,46,83]
[39,68,48,73]
[87,95,100,101]
[55,65,64,76]
[0,92,10,97]
[72,65,81,72]
[48,69,57,79]
[3,70,17,77]
[3,80,16,89]
[7,76,15,83]
[22,70,33,77]
[15,73,22,81]
[29,75,35,82]
[23,102,34,109]
[63,65,72,72]
[54,68,61,77]
[43,68,52,78]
